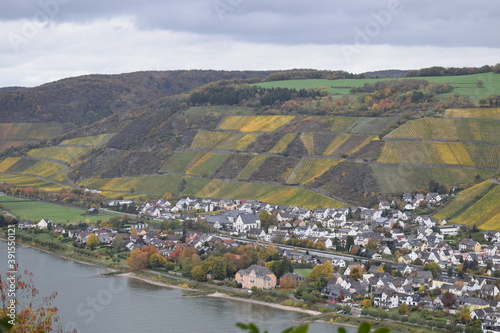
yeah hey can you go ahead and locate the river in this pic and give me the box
[0,241,355,333]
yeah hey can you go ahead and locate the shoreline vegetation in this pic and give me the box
[1,235,448,333]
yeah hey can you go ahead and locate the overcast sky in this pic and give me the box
[0,0,498,87]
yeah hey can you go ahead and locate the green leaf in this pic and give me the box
[338,327,347,333]
[288,323,308,333]
[373,328,390,333]
[0,316,14,333]
[236,323,250,330]
[357,322,371,333]
[236,322,260,333]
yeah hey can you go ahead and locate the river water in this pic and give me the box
[0,241,354,333]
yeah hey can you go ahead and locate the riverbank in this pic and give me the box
[118,272,199,291]
[207,292,322,316]
[0,237,448,332]
[0,235,120,273]
[0,236,324,318]
[120,273,323,316]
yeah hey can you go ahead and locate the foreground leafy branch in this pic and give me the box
[236,322,390,333]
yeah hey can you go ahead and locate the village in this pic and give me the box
[13,190,500,332]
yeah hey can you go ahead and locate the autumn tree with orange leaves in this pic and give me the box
[0,269,75,333]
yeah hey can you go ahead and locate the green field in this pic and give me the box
[256,78,384,95]
[294,268,312,278]
[0,196,119,224]
[0,123,62,140]
[254,72,500,97]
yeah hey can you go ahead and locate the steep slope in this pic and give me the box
[0,70,499,209]
[434,179,500,229]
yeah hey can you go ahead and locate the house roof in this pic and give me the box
[237,265,275,278]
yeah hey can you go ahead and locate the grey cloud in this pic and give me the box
[0,0,498,48]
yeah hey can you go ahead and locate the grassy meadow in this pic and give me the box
[0,195,119,224]
[254,72,500,97]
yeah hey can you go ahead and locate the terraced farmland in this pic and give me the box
[60,133,115,146]
[236,156,268,180]
[0,157,22,172]
[300,133,315,155]
[465,145,500,168]
[21,160,68,183]
[444,108,500,119]
[329,117,358,132]
[434,180,496,222]
[160,152,205,174]
[327,115,393,133]
[268,133,297,153]
[194,179,346,209]
[0,174,69,191]
[323,134,350,155]
[286,158,343,184]
[27,146,92,164]
[378,141,499,169]
[190,131,243,150]
[80,175,185,194]
[218,115,295,132]
[184,153,229,176]
[385,118,500,143]
[79,175,346,209]
[371,164,496,193]
[323,134,376,156]
[0,123,62,140]
[445,184,500,229]
[232,133,260,151]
